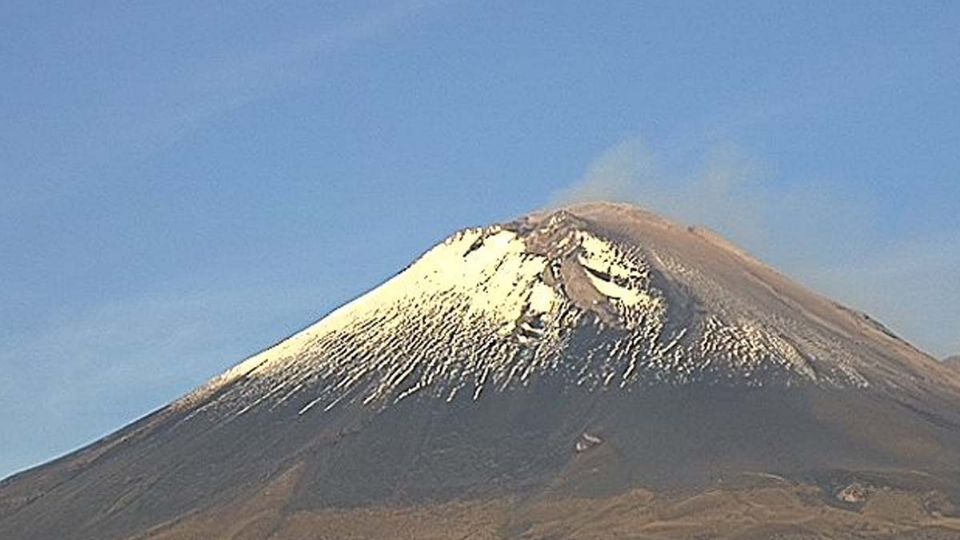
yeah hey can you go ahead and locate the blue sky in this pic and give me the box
[1,1,958,478]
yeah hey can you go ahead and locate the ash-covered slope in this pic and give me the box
[3,202,960,540]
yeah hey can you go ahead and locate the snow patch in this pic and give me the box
[582,270,644,306]
[529,281,561,313]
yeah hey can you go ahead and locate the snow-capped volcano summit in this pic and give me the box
[179,202,934,419]
[3,203,960,540]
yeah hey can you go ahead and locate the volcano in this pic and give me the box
[3,202,960,539]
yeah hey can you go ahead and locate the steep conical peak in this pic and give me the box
[176,202,944,419]
[7,203,960,540]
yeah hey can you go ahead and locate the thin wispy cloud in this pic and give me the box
[0,282,334,475]
[0,0,443,478]
[2,0,435,216]
[551,136,959,359]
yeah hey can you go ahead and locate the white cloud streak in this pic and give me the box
[2,0,436,216]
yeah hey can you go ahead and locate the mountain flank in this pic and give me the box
[2,202,960,540]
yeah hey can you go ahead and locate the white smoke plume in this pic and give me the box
[551,136,960,359]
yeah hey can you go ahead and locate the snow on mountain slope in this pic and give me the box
[174,203,953,424]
